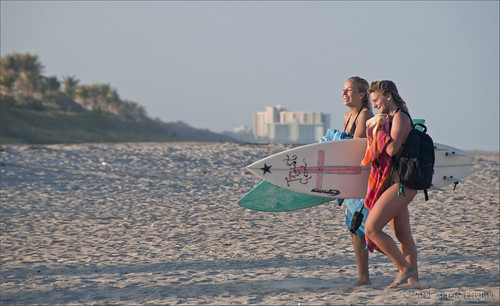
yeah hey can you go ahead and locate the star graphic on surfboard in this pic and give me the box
[260,163,272,175]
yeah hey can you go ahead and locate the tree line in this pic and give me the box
[0,52,147,120]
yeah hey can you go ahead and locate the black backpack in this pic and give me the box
[394,111,435,201]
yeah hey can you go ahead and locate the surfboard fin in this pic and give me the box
[442,176,461,191]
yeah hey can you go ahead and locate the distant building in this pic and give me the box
[253,105,330,143]
[233,124,252,134]
[222,125,256,143]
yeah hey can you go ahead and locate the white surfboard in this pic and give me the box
[246,139,472,199]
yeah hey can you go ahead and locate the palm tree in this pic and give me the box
[18,70,39,97]
[62,75,79,100]
[15,53,44,97]
[0,55,18,95]
[0,72,16,96]
[75,85,90,109]
[97,83,111,111]
[0,53,44,97]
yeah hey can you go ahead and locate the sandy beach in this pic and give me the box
[1,142,498,305]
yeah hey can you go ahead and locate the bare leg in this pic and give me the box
[390,207,419,287]
[351,233,371,285]
[365,183,417,288]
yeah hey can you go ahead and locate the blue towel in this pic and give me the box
[319,129,350,142]
[345,198,368,238]
[319,129,366,238]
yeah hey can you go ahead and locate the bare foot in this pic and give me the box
[407,281,422,289]
[408,276,420,289]
[388,266,416,289]
[353,279,372,286]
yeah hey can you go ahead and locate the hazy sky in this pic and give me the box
[2,1,499,151]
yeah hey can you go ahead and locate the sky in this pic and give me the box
[1,1,499,151]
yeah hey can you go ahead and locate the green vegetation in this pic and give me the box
[0,52,235,144]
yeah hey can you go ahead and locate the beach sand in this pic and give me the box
[1,142,498,305]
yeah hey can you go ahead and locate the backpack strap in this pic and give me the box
[390,108,411,131]
[394,108,413,126]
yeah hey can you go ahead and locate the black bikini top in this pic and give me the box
[344,105,367,137]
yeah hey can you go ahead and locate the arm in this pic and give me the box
[385,112,412,157]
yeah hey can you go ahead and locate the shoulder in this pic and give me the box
[391,111,413,140]
[393,111,411,126]
[358,108,374,122]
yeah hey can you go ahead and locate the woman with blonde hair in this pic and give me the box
[363,80,418,288]
[340,76,374,285]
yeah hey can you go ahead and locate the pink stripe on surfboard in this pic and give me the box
[294,150,361,188]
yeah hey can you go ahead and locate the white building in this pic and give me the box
[253,105,330,143]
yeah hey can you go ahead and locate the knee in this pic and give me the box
[364,223,377,240]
